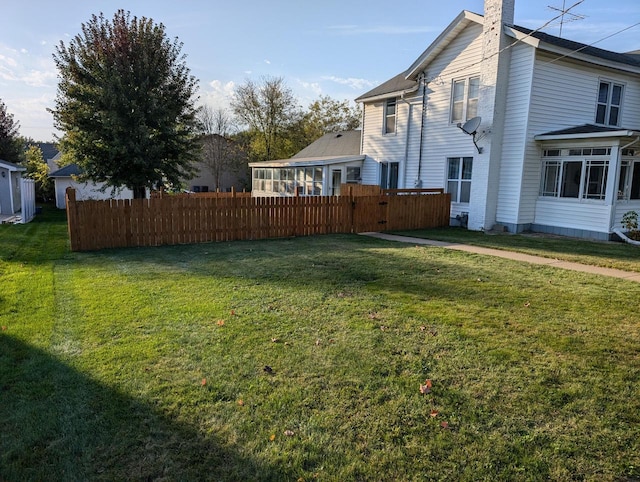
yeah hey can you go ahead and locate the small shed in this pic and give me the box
[0,159,26,218]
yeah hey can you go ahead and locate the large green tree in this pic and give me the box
[51,10,200,198]
[231,77,301,162]
[23,145,54,202]
[0,99,23,163]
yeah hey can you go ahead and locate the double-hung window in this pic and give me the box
[384,98,397,134]
[447,157,473,203]
[451,76,480,124]
[596,80,623,126]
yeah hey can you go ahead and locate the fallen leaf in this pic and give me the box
[1,326,6,331]
[269,434,276,441]
[425,379,433,389]
[315,339,321,346]
[368,312,379,320]
[230,310,236,316]
[217,319,225,326]
[284,430,295,437]
[201,378,207,386]
[524,302,530,307]
[420,325,426,332]
[380,325,386,331]
[419,383,431,395]
[271,337,279,343]
[440,421,449,429]
[237,399,244,406]
[430,409,439,418]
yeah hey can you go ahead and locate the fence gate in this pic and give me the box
[351,195,389,233]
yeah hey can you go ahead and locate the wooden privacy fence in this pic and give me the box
[65,187,451,251]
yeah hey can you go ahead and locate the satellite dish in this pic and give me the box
[457,116,483,153]
[459,116,482,135]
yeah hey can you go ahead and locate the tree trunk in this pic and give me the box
[133,186,147,199]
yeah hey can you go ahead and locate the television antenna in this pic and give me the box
[548,0,586,38]
[457,116,483,154]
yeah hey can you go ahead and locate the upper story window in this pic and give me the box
[596,80,623,126]
[451,76,479,124]
[384,98,396,134]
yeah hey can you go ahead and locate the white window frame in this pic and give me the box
[446,157,473,203]
[540,148,612,202]
[595,79,624,127]
[383,98,397,135]
[450,76,480,124]
[618,155,640,200]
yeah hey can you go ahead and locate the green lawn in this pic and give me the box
[393,227,640,273]
[2,208,640,481]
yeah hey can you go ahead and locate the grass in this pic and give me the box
[1,209,640,480]
[392,227,640,273]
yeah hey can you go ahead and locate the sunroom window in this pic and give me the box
[540,158,609,200]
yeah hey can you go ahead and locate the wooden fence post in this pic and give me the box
[65,187,80,251]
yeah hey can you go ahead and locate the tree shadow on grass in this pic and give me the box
[0,334,293,481]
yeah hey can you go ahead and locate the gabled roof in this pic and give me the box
[506,26,640,74]
[249,130,364,168]
[357,8,640,104]
[355,71,418,103]
[0,159,26,171]
[405,10,484,80]
[35,142,59,162]
[49,163,83,177]
[292,131,361,158]
[535,124,640,141]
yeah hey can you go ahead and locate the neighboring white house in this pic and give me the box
[0,160,26,218]
[49,163,135,209]
[249,131,365,197]
[353,0,640,240]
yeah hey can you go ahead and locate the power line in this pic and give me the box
[424,0,585,85]
[544,21,640,65]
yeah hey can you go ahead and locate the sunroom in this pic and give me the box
[249,155,365,197]
[533,125,640,240]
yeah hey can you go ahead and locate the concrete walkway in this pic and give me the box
[361,232,640,283]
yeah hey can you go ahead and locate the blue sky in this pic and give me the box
[1,0,639,141]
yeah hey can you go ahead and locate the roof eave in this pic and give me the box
[505,27,640,75]
[534,130,640,141]
[356,85,419,103]
[405,10,484,80]
[249,155,365,168]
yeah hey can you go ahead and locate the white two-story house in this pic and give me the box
[356,0,640,240]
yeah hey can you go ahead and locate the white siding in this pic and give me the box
[523,52,640,230]
[361,93,420,188]
[419,23,484,193]
[495,42,535,224]
[54,178,134,209]
[534,199,611,233]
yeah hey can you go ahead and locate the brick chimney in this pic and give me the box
[467,0,515,231]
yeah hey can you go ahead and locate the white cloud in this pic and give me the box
[199,79,236,110]
[321,76,377,90]
[264,59,271,65]
[296,79,323,97]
